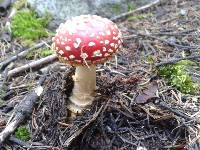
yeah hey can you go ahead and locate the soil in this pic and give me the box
[0,0,200,150]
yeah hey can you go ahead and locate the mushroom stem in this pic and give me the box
[68,65,96,113]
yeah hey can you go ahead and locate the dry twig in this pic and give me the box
[155,55,200,67]
[111,0,165,21]
[7,54,57,78]
[0,40,51,71]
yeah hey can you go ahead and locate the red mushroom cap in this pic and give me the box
[52,15,123,66]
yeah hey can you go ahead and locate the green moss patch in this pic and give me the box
[15,126,30,141]
[159,60,199,94]
[112,4,121,14]
[11,9,50,41]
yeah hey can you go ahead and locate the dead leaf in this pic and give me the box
[135,81,158,104]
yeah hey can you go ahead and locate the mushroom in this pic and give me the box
[52,15,123,113]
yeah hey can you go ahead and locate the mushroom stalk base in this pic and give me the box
[68,65,96,113]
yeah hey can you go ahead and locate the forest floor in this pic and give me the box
[0,0,200,149]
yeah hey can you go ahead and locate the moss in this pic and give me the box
[21,39,35,47]
[159,60,199,94]
[0,100,4,107]
[40,48,53,57]
[26,48,53,60]
[15,126,30,141]
[128,13,153,21]
[112,4,121,14]
[176,60,197,66]
[126,1,136,12]
[11,9,51,41]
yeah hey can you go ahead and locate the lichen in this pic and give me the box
[11,9,51,41]
[159,60,199,94]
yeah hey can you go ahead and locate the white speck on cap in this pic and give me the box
[105,40,109,45]
[73,43,79,48]
[110,43,115,47]
[73,38,82,48]
[69,55,75,59]
[93,50,102,57]
[80,53,88,59]
[76,38,82,43]
[108,49,113,53]
[88,42,96,47]
[113,36,118,40]
[104,53,110,57]
[103,47,107,51]
[65,46,71,51]
[58,50,64,55]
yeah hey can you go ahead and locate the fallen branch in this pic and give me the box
[155,55,200,67]
[0,40,51,71]
[0,76,46,145]
[7,54,58,78]
[111,0,165,22]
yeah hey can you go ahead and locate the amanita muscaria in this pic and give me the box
[52,15,123,113]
